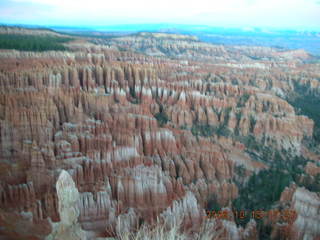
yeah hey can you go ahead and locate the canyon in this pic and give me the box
[0,27,319,240]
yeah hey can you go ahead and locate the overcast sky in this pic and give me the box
[0,0,319,30]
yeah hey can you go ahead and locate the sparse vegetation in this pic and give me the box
[237,93,250,107]
[233,165,247,186]
[191,123,232,138]
[232,147,311,228]
[180,125,188,130]
[249,115,256,133]
[233,167,293,227]
[235,165,246,176]
[117,222,187,240]
[154,105,169,127]
[155,111,169,127]
[191,124,215,137]
[288,82,320,150]
[216,125,232,137]
[300,173,320,192]
[129,86,141,104]
[0,34,72,51]
[242,135,269,156]
[222,107,232,124]
[190,108,233,137]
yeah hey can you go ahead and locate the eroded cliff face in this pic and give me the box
[279,185,320,240]
[0,30,319,240]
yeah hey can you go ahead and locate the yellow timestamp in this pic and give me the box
[206,209,297,223]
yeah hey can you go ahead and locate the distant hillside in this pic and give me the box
[0,26,64,36]
[0,26,74,51]
[135,32,199,41]
[51,24,320,56]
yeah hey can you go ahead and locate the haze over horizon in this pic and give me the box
[0,0,320,31]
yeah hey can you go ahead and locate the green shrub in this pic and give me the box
[191,123,232,138]
[180,125,188,130]
[129,86,141,104]
[223,107,232,125]
[216,125,232,137]
[237,93,250,107]
[191,124,215,137]
[249,115,256,133]
[154,111,169,127]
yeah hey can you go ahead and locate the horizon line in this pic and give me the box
[1,22,320,32]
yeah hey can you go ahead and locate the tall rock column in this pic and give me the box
[46,170,86,240]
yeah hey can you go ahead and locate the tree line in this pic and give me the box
[0,34,73,51]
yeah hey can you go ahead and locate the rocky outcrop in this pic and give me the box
[46,170,86,240]
[292,188,320,240]
[305,162,320,176]
[279,186,320,240]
